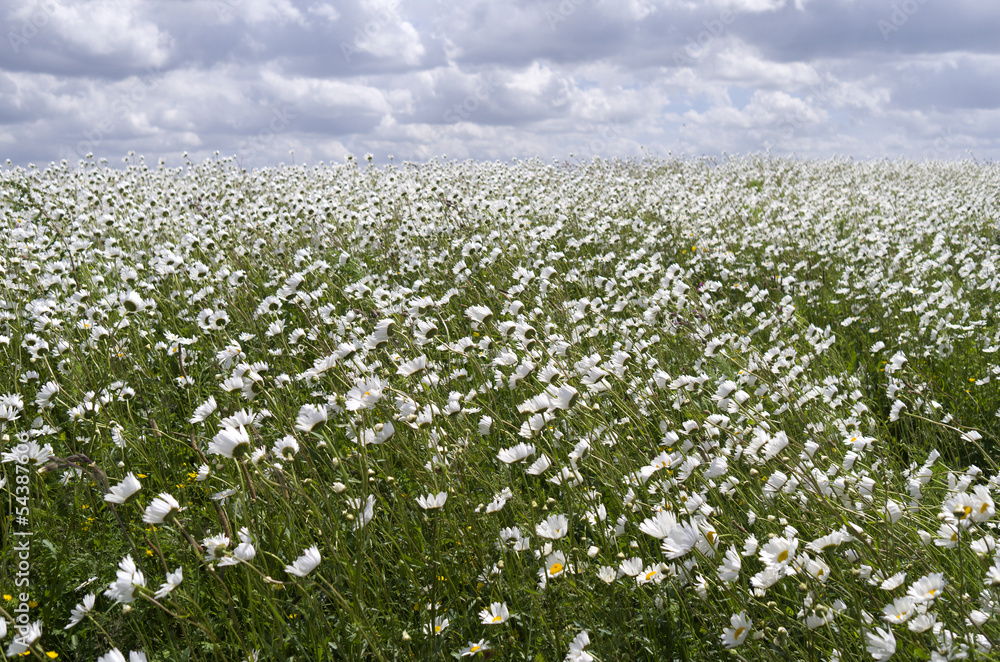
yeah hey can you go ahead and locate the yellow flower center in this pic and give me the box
[549,562,563,575]
[471,645,480,652]
[735,627,745,639]
[492,616,502,623]
[777,550,788,563]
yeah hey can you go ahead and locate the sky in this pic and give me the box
[1,0,998,168]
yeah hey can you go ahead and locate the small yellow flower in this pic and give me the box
[47,652,58,659]
[3,594,12,601]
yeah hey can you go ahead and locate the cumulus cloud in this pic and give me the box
[0,0,996,166]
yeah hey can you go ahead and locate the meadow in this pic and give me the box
[1,153,999,661]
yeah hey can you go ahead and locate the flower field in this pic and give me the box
[1,154,999,661]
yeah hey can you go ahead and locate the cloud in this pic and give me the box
[0,0,996,166]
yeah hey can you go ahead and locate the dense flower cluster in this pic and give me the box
[0,154,998,660]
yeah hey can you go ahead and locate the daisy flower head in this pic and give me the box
[397,355,428,377]
[882,596,915,624]
[209,425,252,459]
[104,554,146,604]
[908,572,946,603]
[865,626,896,661]
[189,395,217,424]
[272,435,299,459]
[460,639,491,657]
[417,491,448,510]
[721,611,751,649]
[479,602,510,624]
[545,551,568,578]
[345,376,386,411]
[759,535,798,568]
[97,649,149,662]
[295,403,328,433]
[285,545,321,578]
[536,513,569,539]
[424,616,449,636]
[105,472,142,504]
[143,492,182,524]
[154,567,183,599]
[65,593,96,629]
[6,619,41,657]
[566,630,593,662]
[498,442,535,464]
[466,305,493,326]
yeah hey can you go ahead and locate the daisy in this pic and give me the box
[460,639,491,657]
[272,435,299,459]
[908,572,946,603]
[224,527,257,566]
[717,547,741,582]
[466,305,493,325]
[154,567,183,599]
[882,596,915,624]
[536,513,569,539]
[6,620,41,657]
[866,626,896,661]
[397,355,427,376]
[105,472,142,504]
[189,396,217,424]
[424,616,449,636]
[721,611,751,649]
[759,536,798,568]
[417,491,448,510]
[345,377,386,411]
[639,510,678,539]
[486,487,514,513]
[295,403,328,433]
[479,602,510,624]
[871,572,904,593]
[565,630,593,662]
[970,485,995,522]
[525,452,551,475]
[143,493,182,524]
[545,551,568,578]
[597,566,617,583]
[97,649,147,662]
[498,442,535,464]
[285,545,321,578]
[104,555,145,604]
[546,384,579,410]
[619,557,643,577]
[661,520,699,559]
[209,425,252,459]
[65,593,96,629]
[204,534,231,562]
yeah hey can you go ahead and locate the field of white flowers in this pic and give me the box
[1,154,999,661]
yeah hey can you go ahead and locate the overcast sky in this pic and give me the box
[1,0,997,167]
